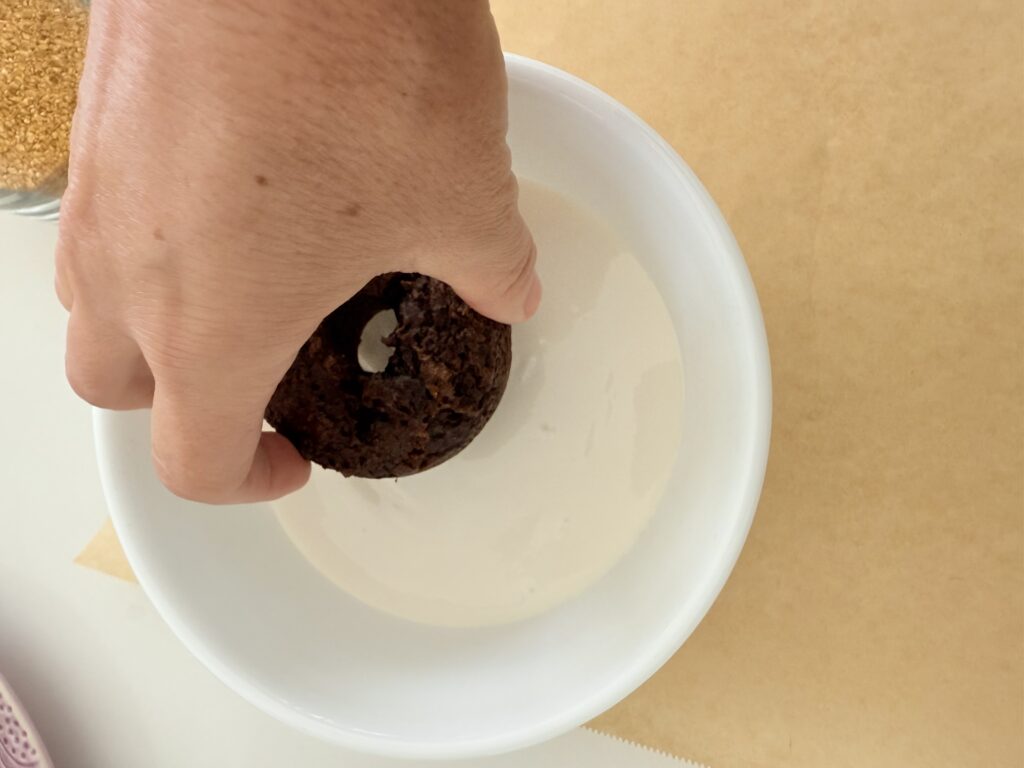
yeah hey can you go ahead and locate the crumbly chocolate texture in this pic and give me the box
[266,273,512,478]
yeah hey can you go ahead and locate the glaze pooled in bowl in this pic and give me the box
[274,182,684,626]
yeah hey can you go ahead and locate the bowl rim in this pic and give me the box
[96,53,772,759]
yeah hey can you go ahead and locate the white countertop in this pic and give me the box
[0,212,688,768]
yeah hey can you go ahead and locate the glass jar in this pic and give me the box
[0,180,65,221]
[1,0,88,220]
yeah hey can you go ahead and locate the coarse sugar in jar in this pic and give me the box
[1,0,88,219]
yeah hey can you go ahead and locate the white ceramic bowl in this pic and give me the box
[94,55,771,759]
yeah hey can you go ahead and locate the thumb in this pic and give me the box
[149,359,310,504]
[434,203,542,325]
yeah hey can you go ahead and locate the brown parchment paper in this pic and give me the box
[74,518,136,583]
[78,1,1024,766]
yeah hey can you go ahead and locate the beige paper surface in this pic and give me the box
[74,518,135,583]
[77,1,1024,766]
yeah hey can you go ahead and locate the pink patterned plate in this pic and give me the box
[0,675,52,768]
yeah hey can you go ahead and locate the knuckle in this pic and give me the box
[56,180,91,236]
[54,237,79,308]
[476,227,535,304]
[65,360,145,410]
[54,272,72,311]
[499,235,536,295]
[65,358,110,407]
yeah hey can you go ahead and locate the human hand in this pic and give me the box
[56,0,540,503]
